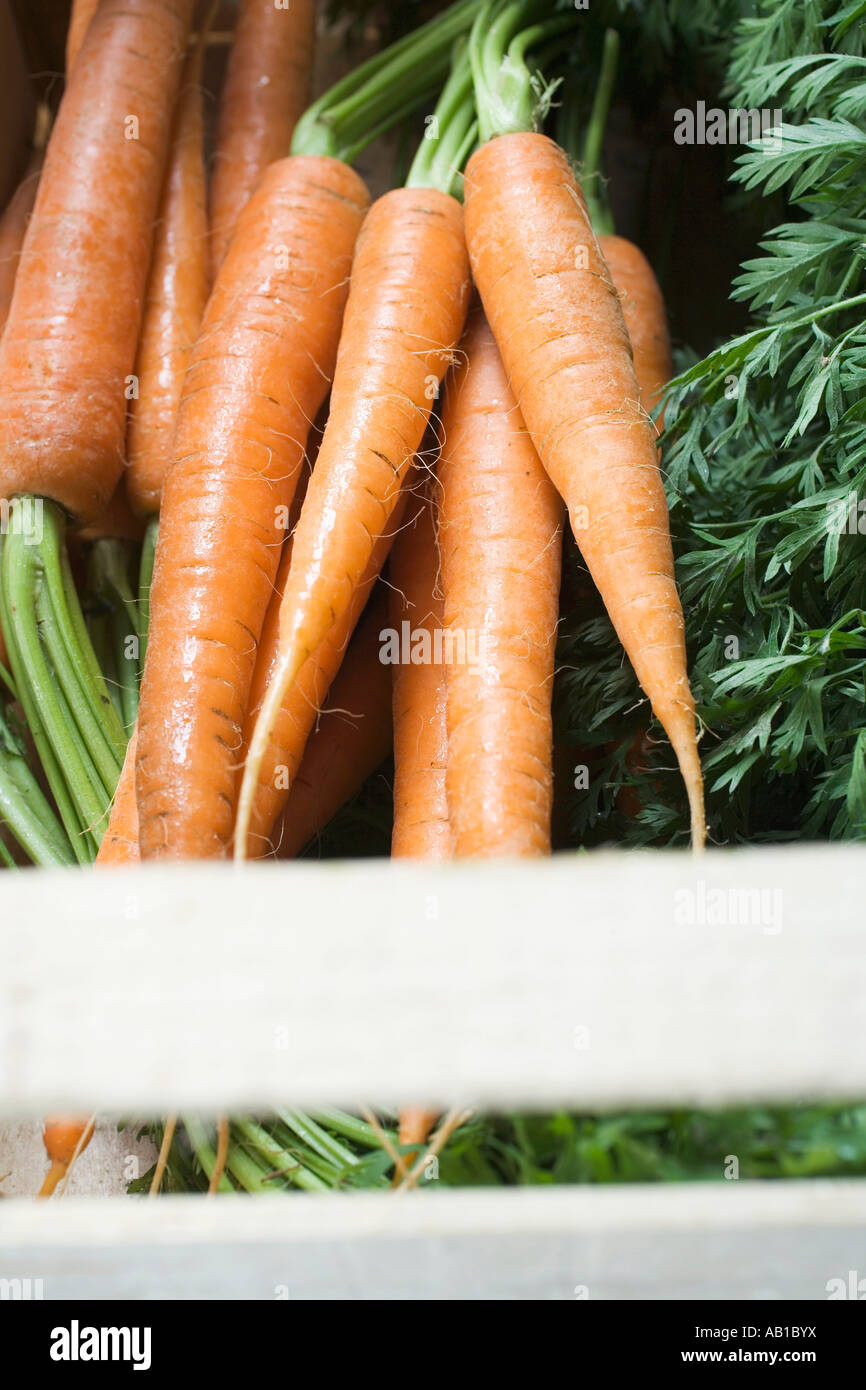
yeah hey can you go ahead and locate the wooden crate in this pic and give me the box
[1,846,864,1298]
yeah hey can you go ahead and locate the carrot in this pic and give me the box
[438,306,562,856]
[65,0,100,71]
[390,484,450,861]
[464,12,704,848]
[235,181,471,858]
[600,235,672,423]
[74,485,145,543]
[136,157,368,859]
[389,482,449,1149]
[96,726,139,864]
[243,493,408,854]
[126,31,209,517]
[37,1116,95,1198]
[0,0,194,525]
[273,588,392,860]
[209,0,315,280]
[0,156,40,338]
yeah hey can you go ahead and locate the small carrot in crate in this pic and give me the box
[209,0,315,278]
[600,236,672,423]
[126,24,210,516]
[464,3,705,847]
[243,495,408,854]
[37,1116,95,1198]
[136,157,367,859]
[273,590,393,860]
[96,728,139,865]
[438,306,562,856]
[236,49,475,857]
[390,481,449,1146]
[0,0,194,525]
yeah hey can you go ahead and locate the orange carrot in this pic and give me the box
[65,0,100,71]
[0,156,40,338]
[209,0,315,279]
[125,33,209,516]
[37,1115,95,1198]
[438,307,562,856]
[273,589,392,860]
[96,726,139,864]
[136,157,368,859]
[0,155,40,668]
[236,187,471,857]
[390,483,450,861]
[74,484,145,542]
[243,492,408,854]
[463,133,705,847]
[600,234,672,423]
[0,0,194,524]
[389,481,448,1147]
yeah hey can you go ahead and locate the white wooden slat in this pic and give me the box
[1,846,864,1115]
[1,1181,864,1300]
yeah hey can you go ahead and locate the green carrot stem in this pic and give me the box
[0,737,76,867]
[0,527,94,861]
[406,39,478,198]
[0,835,15,868]
[292,0,482,161]
[232,1117,330,1192]
[0,659,18,701]
[223,1141,289,1195]
[312,1107,400,1150]
[470,0,573,144]
[580,29,619,236]
[89,539,140,732]
[276,1108,360,1171]
[182,1115,235,1193]
[38,538,123,796]
[137,516,158,669]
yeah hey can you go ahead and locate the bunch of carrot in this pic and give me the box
[0,0,707,1189]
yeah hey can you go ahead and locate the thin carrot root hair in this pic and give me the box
[149,1114,178,1196]
[208,1115,230,1195]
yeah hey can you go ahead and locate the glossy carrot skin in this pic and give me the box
[137,157,369,859]
[273,589,392,860]
[464,133,704,847]
[0,0,194,525]
[126,41,209,516]
[209,0,315,278]
[244,493,407,853]
[390,484,450,861]
[236,187,470,855]
[438,308,562,857]
[600,234,672,422]
[96,727,139,864]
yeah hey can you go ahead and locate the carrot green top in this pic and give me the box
[291,0,482,163]
[406,40,477,198]
[469,0,573,146]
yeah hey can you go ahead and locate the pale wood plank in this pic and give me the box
[1,847,864,1115]
[1,1181,864,1300]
